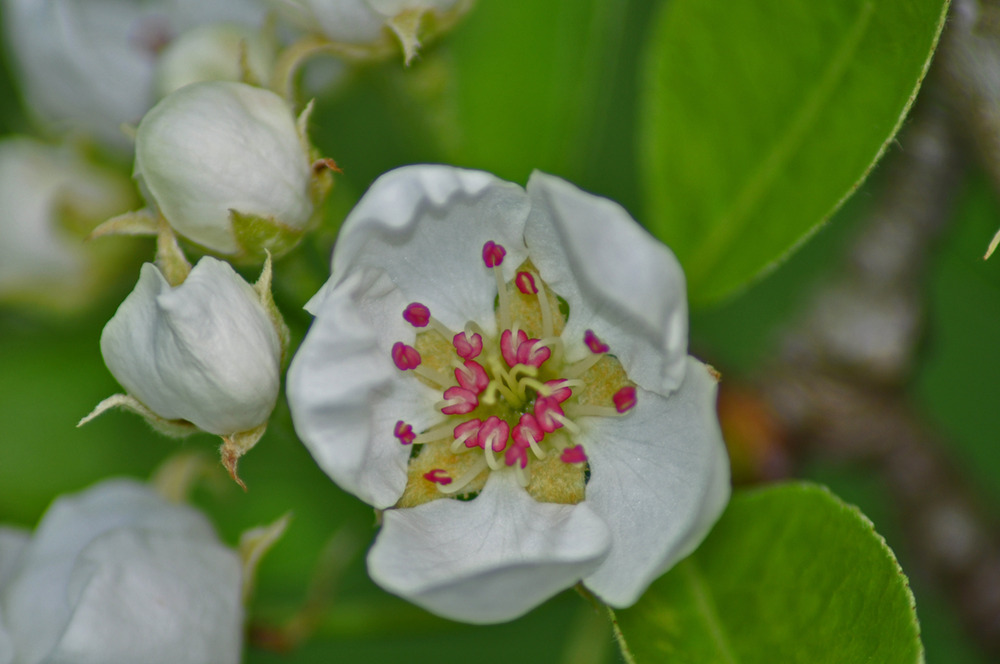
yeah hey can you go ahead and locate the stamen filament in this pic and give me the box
[494,265,511,331]
[551,412,581,435]
[438,458,488,494]
[563,352,602,379]
[484,446,501,470]
[566,404,623,419]
[428,316,455,341]
[514,462,531,488]
[450,426,479,452]
[525,432,547,460]
[534,275,555,339]
[517,376,549,400]
[414,365,454,389]
[413,422,455,445]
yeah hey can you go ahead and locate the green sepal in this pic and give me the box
[230,209,307,261]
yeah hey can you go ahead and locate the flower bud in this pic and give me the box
[3,0,267,151]
[99,256,282,437]
[155,24,275,99]
[275,0,472,63]
[134,81,322,258]
[0,137,136,312]
[0,479,242,664]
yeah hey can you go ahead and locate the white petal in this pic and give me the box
[0,479,224,664]
[302,0,386,42]
[367,472,611,623]
[135,81,312,254]
[525,172,689,395]
[331,165,530,331]
[581,357,730,607]
[288,268,439,508]
[101,258,281,435]
[47,530,242,664]
[0,527,29,589]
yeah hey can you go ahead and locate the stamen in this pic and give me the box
[514,462,531,487]
[560,445,588,464]
[500,328,527,368]
[613,386,638,413]
[439,386,478,415]
[454,359,489,394]
[512,413,546,460]
[451,419,482,451]
[438,457,488,495]
[550,412,581,435]
[535,396,566,433]
[484,241,511,331]
[423,469,452,485]
[516,376,549,401]
[478,416,510,452]
[484,357,522,406]
[584,329,609,354]
[515,271,537,294]
[394,420,416,445]
[562,352,602,379]
[413,422,457,445]
[516,338,551,368]
[453,331,483,360]
[402,303,430,328]
[544,379,580,402]
[391,342,421,371]
[505,442,529,468]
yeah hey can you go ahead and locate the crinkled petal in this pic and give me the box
[368,472,612,623]
[331,165,530,331]
[1,479,223,664]
[288,268,439,508]
[525,171,688,395]
[101,258,281,435]
[581,357,730,607]
[47,530,242,664]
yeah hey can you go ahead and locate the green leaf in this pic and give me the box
[614,483,923,664]
[640,0,949,305]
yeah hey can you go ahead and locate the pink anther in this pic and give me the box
[613,386,637,413]
[584,329,609,354]
[534,396,565,433]
[500,328,528,367]
[544,380,573,403]
[424,469,452,485]
[453,331,483,360]
[515,271,537,294]
[482,240,506,268]
[454,418,483,448]
[402,302,430,327]
[512,413,544,449]
[441,386,478,415]
[477,415,510,452]
[391,342,421,370]
[505,442,529,468]
[560,445,588,464]
[394,420,416,445]
[455,360,489,394]
[516,338,551,368]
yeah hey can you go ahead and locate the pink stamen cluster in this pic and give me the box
[391,241,638,493]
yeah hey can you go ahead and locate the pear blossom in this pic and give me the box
[134,81,324,258]
[2,0,266,150]
[0,479,242,664]
[287,165,730,623]
[92,256,282,438]
[154,23,275,98]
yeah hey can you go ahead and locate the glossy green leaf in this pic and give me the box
[615,483,923,664]
[640,0,949,305]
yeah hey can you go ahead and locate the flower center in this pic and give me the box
[391,242,636,507]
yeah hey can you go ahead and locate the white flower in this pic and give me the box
[99,256,282,437]
[287,165,730,622]
[272,0,470,62]
[134,81,318,257]
[2,0,267,150]
[0,137,135,312]
[0,479,242,664]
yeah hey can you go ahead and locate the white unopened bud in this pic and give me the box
[155,24,275,98]
[134,81,321,257]
[273,0,472,63]
[3,0,267,150]
[99,257,282,437]
[0,479,242,664]
[0,137,135,312]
